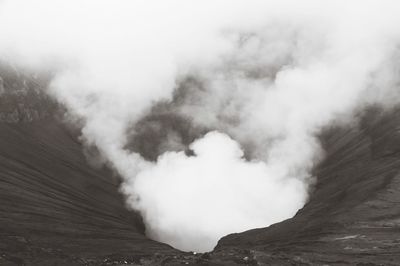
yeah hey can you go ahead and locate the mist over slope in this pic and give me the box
[2,0,400,251]
[1,63,400,265]
[0,66,175,265]
[2,0,400,260]
[211,106,400,265]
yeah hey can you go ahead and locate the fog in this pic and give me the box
[1,0,400,252]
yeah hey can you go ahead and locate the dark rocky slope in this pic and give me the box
[0,66,176,265]
[0,120,179,266]
[210,107,400,265]
[1,63,400,265]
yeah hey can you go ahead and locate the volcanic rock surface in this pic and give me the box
[1,65,400,265]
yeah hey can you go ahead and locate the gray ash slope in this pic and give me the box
[0,66,176,266]
[1,65,400,265]
[212,106,400,265]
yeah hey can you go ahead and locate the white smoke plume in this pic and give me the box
[1,0,400,252]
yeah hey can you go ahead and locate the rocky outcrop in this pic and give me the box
[0,62,56,123]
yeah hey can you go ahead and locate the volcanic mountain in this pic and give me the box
[1,65,400,265]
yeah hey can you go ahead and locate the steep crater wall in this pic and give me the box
[2,63,400,265]
[0,65,176,265]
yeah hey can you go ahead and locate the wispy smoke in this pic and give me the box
[1,0,400,252]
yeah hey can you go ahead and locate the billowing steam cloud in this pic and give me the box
[1,0,400,252]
